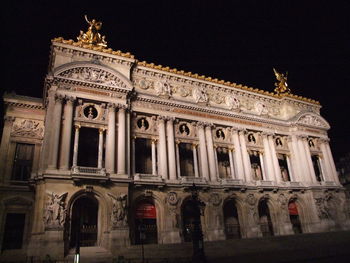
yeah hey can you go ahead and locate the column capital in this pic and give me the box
[192,142,199,148]
[152,138,158,143]
[99,128,105,133]
[4,116,15,124]
[228,147,234,152]
[238,129,247,136]
[117,103,128,110]
[196,121,206,128]
[107,103,116,110]
[261,131,274,137]
[55,94,64,103]
[157,115,167,122]
[74,124,81,130]
[65,96,75,104]
[165,116,176,122]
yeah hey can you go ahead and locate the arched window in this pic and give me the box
[223,200,241,239]
[258,199,274,237]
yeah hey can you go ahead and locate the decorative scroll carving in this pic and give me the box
[11,119,44,139]
[209,193,222,206]
[44,192,68,229]
[167,192,179,206]
[108,193,128,228]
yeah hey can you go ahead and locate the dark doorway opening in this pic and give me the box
[258,199,274,237]
[289,201,302,234]
[182,200,201,242]
[223,200,241,239]
[134,200,158,244]
[70,196,98,248]
[2,213,25,250]
[77,127,99,167]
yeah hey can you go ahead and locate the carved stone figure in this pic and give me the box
[44,192,68,228]
[315,197,330,220]
[225,95,240,110]
[154,81,172,97]
[245,194,258,224]
[255,101,268,116]
[209,193,222,206]
[167,192,178,206]
[193,87,208,103]
[109,193,128,228]
[11,119,44,138]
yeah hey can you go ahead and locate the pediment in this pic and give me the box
[54,63,133,91]
[293,112,330,129]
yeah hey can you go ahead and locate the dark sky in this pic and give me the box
[1,1,349,162]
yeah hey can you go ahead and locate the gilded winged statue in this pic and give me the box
[273,68,291,94]
[77,15,107,47]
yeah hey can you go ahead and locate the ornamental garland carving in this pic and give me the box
[11,119,44,139]
[225,95,240,110]
[154,80,172,97]
[193,86,208,103]
[44,192,68,229]
[108,193,128,228]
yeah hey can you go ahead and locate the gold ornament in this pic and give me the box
[77,15,107,47]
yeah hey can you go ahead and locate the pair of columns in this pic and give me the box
[101,103,127,174]
[47,95,127,175]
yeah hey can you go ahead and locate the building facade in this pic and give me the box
[1,25,349,259]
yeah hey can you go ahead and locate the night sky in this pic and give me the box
[1,1,349,162]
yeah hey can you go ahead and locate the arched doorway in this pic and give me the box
[134,200,158,244]
[182,199,201,242]
[288,201,302,234]
[223,200,241,239]
[258,199,274,237]
[70,196,98,248]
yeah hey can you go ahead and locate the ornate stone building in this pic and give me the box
[0,19,349,260]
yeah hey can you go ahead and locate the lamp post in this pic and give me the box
[189,183,206,263]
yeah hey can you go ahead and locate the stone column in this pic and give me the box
[158,116,168,179]
[262,133,275,182]
[0,116,15,182]
[167,117,177,180]
[48,95,64,169]
[131,136,136,175]
[176,141,181,178]
[302,137,317,183]
[296,135,311,182]
[288,136,301,182]
[238,130,252,182]
[214,146,220,177]
[105,103,116,174]
[319,140,331,181]
[151,139,157,175]
[231,129,245,181]
[205,124,217,181]
[286,154,294,181]
[72,125,80,167]
[259,151,266,180]
[324,140,340,184]
[98,128,104,169]
[59,96,75,170]
[192,143,199,178]
[197,122,209,180]
[268,135,282,183]
[117,106,126,175]
[228,148,235,179]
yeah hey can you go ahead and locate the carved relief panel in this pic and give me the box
[75,100,107,124]
[11,119,44,139]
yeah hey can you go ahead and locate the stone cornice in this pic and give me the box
[135,62,320,106]
[3,93,45,110]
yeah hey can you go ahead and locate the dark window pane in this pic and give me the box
[2,213,25,250]
[12,143,34,181]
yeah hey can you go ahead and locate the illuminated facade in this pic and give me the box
[0,23,349,260]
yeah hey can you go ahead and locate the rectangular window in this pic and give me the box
[217,147,230,179]
[249,151,263,180]
[312,155,323,182]
[179,143,194,177]
[135,138,152,174]
[12,143,34,181]
[278,154,291,182]
[2,213,26,250]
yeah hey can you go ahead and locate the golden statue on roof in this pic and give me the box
[273,68,290,94]
[77,15,107,47]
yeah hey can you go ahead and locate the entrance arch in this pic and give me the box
[134,200,158,244]
[70,195,98,248]
[258,199,274,237]
[181,199,201,242]
[288,201,302,234]
[223,200,241,239]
